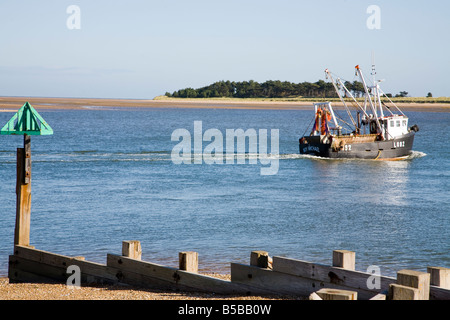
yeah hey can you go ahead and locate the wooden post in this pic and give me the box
[122,240,142,260]
[388,284,420,300]
[250,251,272,269]
[396,269,430,300]
[179,251,198,273]
[427,267,450,289]
[24,134,31,184]
[315,288,358,300]
[332,250,355,270]
[14,136,32,247]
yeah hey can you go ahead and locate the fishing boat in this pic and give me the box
[299,65,419,160]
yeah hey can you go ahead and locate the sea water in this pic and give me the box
[0,107,448,277]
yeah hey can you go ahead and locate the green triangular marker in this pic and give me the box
[0,102,53,135]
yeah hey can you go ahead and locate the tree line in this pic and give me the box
[165,80,372,99]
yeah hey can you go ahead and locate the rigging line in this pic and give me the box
[325,71,357,128]
[378,88,405,116]
[339,78,370,118]
[381,100,394,116]
[361,69,375,87]
[301,114,316,137]
[334,111,354,131]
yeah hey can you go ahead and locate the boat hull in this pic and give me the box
[299,132,415,160]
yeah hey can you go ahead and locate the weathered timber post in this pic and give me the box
[427,267,450,289]
[179,251,198,273]
[391,269,430,300]
[250,251,272,269]
[388,283,420,300]
[332,250,355,270]
[14,137,32,246]
[1,102,53,248]
[315,288,358,300]
[122,240,142,260]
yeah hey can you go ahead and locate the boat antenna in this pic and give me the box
[371,52,377,84]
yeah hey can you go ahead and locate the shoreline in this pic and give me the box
[0,96,449,112]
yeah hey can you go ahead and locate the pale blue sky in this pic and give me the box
[0,0,448,99]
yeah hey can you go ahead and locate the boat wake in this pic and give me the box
[279,150,427,161]
[2,150,425,164]
[407,150,427,159]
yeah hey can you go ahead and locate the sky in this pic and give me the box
[0,0,449,99]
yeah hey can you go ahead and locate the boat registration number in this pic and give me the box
[344,144,352,151]
[393,141,405,148]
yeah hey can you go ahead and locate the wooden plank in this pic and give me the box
[8,255,117,285]
[231,262,329,297]
[273,256,394,295]
[9,256,66,283]
[12,245,117,284]
[233,261,397,300]
[107,254,177,283]
[272,256,450,300]
[107,254,187,291]
[107,254,268,295]
[430,285,450,300]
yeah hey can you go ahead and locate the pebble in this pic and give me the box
[0,277,295,300]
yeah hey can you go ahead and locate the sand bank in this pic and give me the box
[0,96,448,112]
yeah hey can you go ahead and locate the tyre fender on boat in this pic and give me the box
[370,120,377,134]
[410,124,419,132]
[339,139,346,150]
[331,138,344,151]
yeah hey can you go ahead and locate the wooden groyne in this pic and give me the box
[8,243,450,300]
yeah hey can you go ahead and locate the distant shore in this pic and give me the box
[0,96,449,112]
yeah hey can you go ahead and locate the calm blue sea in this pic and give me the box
[0,106,448,277]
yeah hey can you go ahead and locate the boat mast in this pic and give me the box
[371,61,384,118]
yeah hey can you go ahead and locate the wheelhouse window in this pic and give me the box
[396,120,401,127]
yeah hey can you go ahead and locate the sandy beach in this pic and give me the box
[0,276,297,300]
[0,96,449,112]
